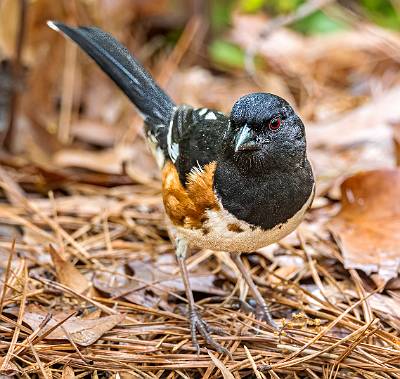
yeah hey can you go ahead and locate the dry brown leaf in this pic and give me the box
[82,309,102,320]
[54,145,135,175]
[328,169,400,285]
[61,365,75,379]
[31,195,122,217]
[368,293,400,320]
[271,265,301,285]
[71,119,117,147]
[128,258,225,296]
[53,141,159,183]
[0,356,18,376]
[308,86,400,150]
[22,305,124,346]
[49,245,90,295]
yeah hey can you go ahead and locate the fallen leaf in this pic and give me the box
[54,145,134,175]
[22,305,124,346]
[61,365,75,379]
[328,169,400,285]
[71,119,116,147]
[308,86,399,151]
[128,258,226,296]
[82,309,102,320]
[31,195,122,217]
[0,357,18,376]
[368,293,400,320]
[48,245,90,295]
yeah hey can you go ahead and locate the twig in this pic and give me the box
[29,341,50,379]
[3,0,27,151]
[0,239,16,315]
[58,40,77,144]
[0,261,27,373]
[157,15,202,88]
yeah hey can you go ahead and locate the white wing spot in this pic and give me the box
[199,108,208,116]
[205,112,217,120]
[147,132,158,145]
[47,21,60,31]
[167,107,178,162]
[155,147,165,168]
[170,143,179,162]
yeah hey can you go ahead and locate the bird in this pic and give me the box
[47,21,315,355]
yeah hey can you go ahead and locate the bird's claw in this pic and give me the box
[256,304,278,329]
[239,299,278,330]
[189,309,230,356]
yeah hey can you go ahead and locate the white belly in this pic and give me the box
[176,190,314,252]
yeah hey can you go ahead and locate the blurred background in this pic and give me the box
[0,0,399,190]
[1,1,400,376]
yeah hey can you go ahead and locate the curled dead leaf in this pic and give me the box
[48,245,90,295]
[22,305,124,346]
[328,169,400,286]
[61,365,75,379]
[0,357,18,376]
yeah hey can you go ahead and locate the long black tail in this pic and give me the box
[48,21,175,128]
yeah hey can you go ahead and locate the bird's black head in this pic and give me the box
[224,92,307,174]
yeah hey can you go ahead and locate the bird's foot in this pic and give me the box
[242,299,278,329]
[189,309,230,356]
[255,303,278,329]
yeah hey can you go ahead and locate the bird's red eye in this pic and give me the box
[268,117,281,131]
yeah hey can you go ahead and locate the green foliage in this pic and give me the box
[361,0,400,30]
[239,0,265,13]
[264,0,303,14]
[293,11,348,35]
[211,0,235,30]
[208,40,245,69]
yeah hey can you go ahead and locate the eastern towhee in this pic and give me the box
[48,21,315,354]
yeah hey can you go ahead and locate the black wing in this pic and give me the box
[168,106,229,185]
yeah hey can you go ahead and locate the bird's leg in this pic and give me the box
[176,238,229,355]
[230,252,277,329]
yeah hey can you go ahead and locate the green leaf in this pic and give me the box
[293,11,348,35]
[211,0,235,30]
[240,0,266,13]
[361,0,400,30]
[264,0,303,14]
[209,40,245,69]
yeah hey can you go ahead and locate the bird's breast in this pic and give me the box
[175,191,313,252]
[161,159,314,252]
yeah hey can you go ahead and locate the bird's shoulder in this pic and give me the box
[168,105,228,185]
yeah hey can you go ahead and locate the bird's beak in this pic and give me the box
[234,125,258,153]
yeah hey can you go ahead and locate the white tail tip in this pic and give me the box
[47,20,60,32]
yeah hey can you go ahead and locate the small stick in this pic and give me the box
[0,239,16,315]
[3,0,27,151]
